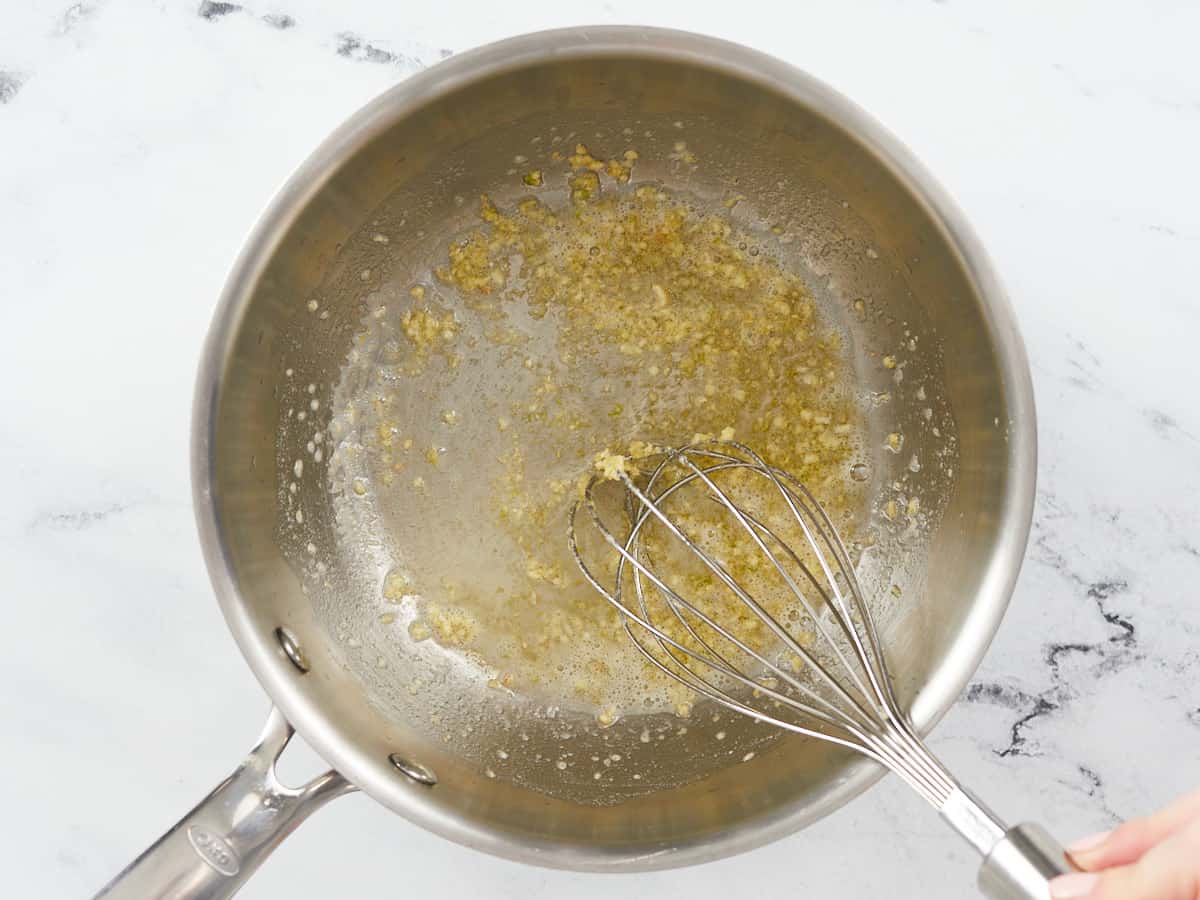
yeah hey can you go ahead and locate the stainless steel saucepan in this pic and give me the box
[97,26,1035,899]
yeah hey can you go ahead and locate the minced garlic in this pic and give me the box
[336,141,871,721]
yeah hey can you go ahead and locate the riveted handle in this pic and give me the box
[94,707,355,900]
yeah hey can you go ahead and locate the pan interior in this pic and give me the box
[299,130,946,804]
[207,39,1018,863]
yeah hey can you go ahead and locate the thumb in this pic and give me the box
[1050,819,1200,900]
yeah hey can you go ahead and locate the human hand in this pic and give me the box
[1049,789,1200,899]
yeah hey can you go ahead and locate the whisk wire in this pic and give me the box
[577,480,866,737]
[743,453,902,722]
[567,440,961,808]
[673,454,884,718]
[613,458,888,737]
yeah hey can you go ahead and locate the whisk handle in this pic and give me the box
[978,822,1074,900]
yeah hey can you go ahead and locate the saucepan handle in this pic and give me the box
[978,822,1075,900]
[94,707,355,900]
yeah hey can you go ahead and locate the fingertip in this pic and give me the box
[1068,830,1113,855]
[1067,829,1114,868]
[1050,872,1100,899]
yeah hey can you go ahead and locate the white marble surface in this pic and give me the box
[3,1,1199,897]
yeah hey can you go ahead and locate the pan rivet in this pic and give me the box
[275,626,310,673]
[389,753,437,786]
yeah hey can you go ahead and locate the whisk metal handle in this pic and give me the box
[978,823,1074,900]
[941,788,1074,899]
